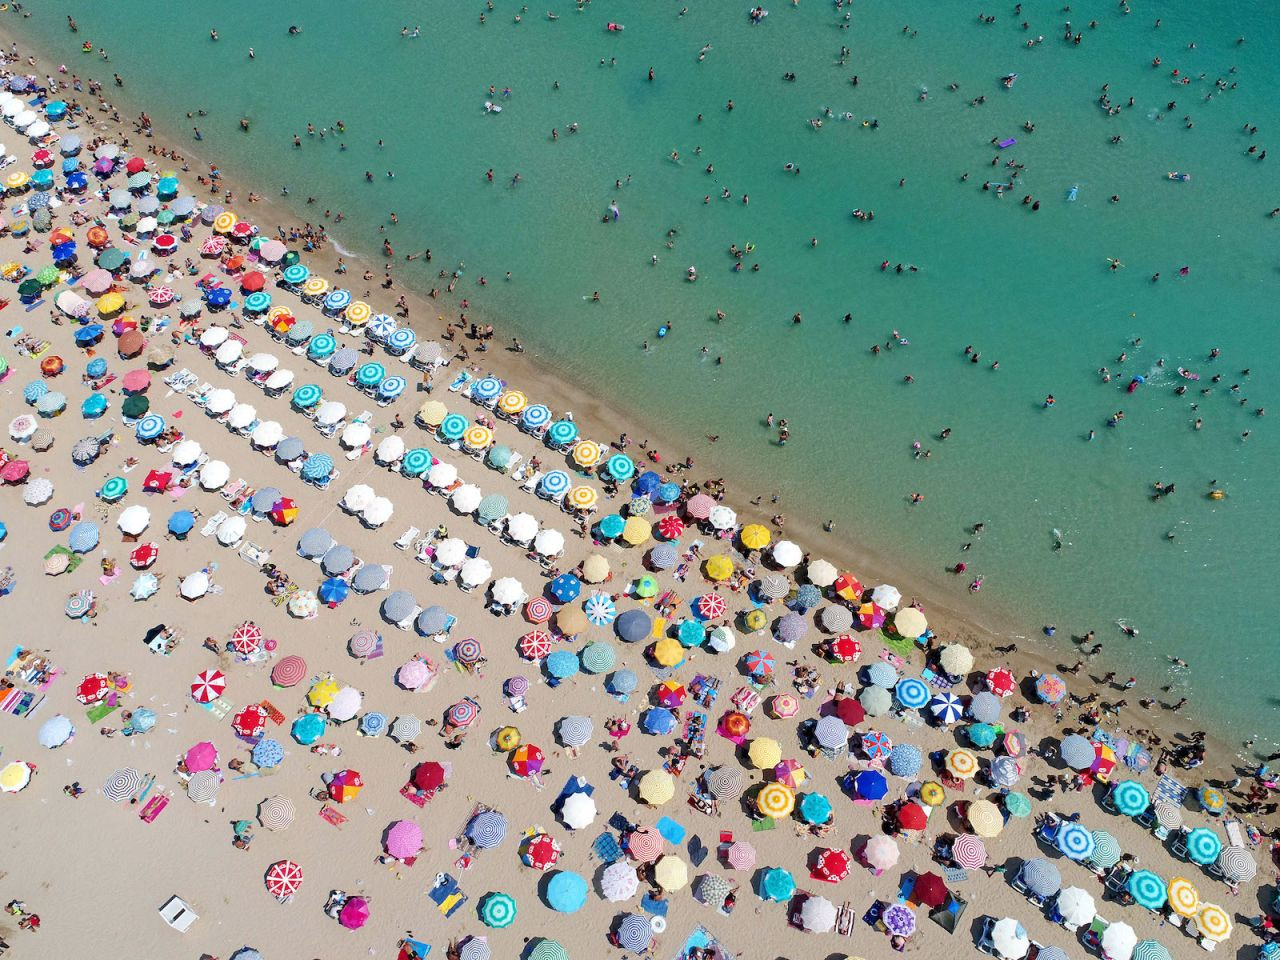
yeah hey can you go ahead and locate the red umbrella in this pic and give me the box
[522,832,562,871]
[125,157,147,174]
[519,629,552,660]
[832,573,863,601]
[412,761,445,791]
[657,515,685,539]
[76,672,109,704]
[509,743,544,778]
[833,698,865,726]
[626,827,664,862]
[232,221,255,239]
[815,848,852,882]
[129,542,159,568]
[524,597,553,623]
[31,148,52,166]
[271,655,307,687]
[265,859,304,900]
[122,369,151,393]
[986,667,1016,698]
[241,271,266,292]
[0,460,29,483]
[231,621,263,655]
[913,871,949,907]
[232,704,267,739]
[190,668,226,703]
[897,802,928,831]
[828,635,862,663]
[695,594,727,620]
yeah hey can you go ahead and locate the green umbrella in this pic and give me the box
[282,251,300,267]
[119,212,139,229]
[156,209,175,225]
[17,278,42,298]
[121,395,150,418]
[97,249,127,271]
[100,476,128,501]
[528,941,568,960]
[479,891,516,928]
[35,265,59,285]
[1003,791,1033,817]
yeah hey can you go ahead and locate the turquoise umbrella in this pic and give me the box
[100,476,128,501]
[307,333,336,359]
[1127,870,1167,911]
[282,263,309,285]
[607,453,635,481]
[355,362,385,387]
[244,291,271,313]
[760,867,795,901]
[291,713,326,745]
[799,792,833,824]
[597,514,625,538]
[678,619,706,648]
[439,414,468,441]
[1185,827,1222,866]
[1111,780,1149,817]
[292,384,323,408]
[480,892,516,928]
[547,420,577,446]
[401,448,432,476]
[967,723,998,748]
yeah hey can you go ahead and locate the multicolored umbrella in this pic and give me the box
[1035,673,1068,704]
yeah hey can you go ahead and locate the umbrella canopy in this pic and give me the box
[1216,846,1256,883]
[1184,828,1222,866]
[545,870,587,913]
[479,892,517,929]
[1057,885,1097,926]
[952,833,987,869]
[761,867,796,901]
[1167,877,1200,918]
[639,769,676,805]
[968,798,1004,837]
[799,894,837,933]
[385,820,424,860]
[1057,822,1096,861]
[1090,830,1122,869]
[1101,922,1138,960]
[654,855,689,892]
[992,918,1031,960]
[1111,780,1150,817]
[1128,869,1168,911]
[1060,734,1096,770]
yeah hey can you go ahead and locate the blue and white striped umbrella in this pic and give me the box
[557,715,594,747]
[546,420,578,446]
[379,376,407,399]
[25,380,49,403]
[251,738,284,768]
[323,289,352,312]
[969,691,1003,724]
[1020,858,1062,897]
[617,915,652,953]
[1056,821,1096,861]
[584,593,617,626]
[401,448,433,477]
[355,362,385,387]
[439,414,468,441]
[386,327,416,352]
[648,542,678,569]
[359,711,388,737]
[68,521,100,552]
[894,677,930,710]
[472,377,502,401]
[888,743,922,777]
[467,810,508,848]
[366,314,397,340]
[282,263,308,285]
[301,453,334,480]
[1060,734,1095,770]
[244,291,271,313]
[867,662,898,688]
[539,470,571,496]
[522,404,551,430]
[928,692,964,724]
[308,333,337,359]
[1037,949,1069,960]
[606,453,635,481]
[292,384,323,408]
[135,413,165,440]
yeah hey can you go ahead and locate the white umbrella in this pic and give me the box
[205,388,236,415]
[216,514,247,545]
[214,340,242,365]
[135,216,158,235]
[507,513,538,543]
[171,439,202,466]
[800,896,837,933]
[460,557,493,587]
[327,686,362,722]
[940,643,974,675]
[315,400,346,425]
[264,368,294,391]
[601,862,640,901]
[375,435,405,464]
[1057,887,1096,927]
[992,918,1030,960]
[199,460,230,490]
[534,529,564,556]
[341,422,371,448]
[561,792,597,829]
[342,484,375,512]
[131,573,159,600]
[451,484,482,513]
[491,577,524,605]
[227,403,257,430]
[871,584,902,612]
[117,504,151,535]
[708,505,737,530]
[427,462,458,488]
[708,626,736,653]
[23,477,53,505]
[435,538,467,567]
[362,496,394,528]
[251,421,283,447]
[807,558,837,587]
[772,540,804,568]
[200,325,228,347]
[1100,922,1136,960]
[8,415,36,440]
[248,352,279,373]
[180,571,210,599]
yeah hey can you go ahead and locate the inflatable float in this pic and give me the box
[1167,172,1191,182]
[998,138,1017,149]
[1177,367,1200,381]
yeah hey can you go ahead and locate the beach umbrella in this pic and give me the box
[928,692,964,725]
[384,820,424,860]
[814,847,852,884]
[23,476,53,505]
[645,543,675,570]
[257,795,295,831]
[1128,870,1168,911]
[1199,786,1226,815]
[580,642,615,674]
[130,573,160,599]
[986,667,1017,697]
[964,692,1000,725]
[756,782,795,819]
[896,802,928,831]
[888,743,922,777]
[102,766,143,802]
[338,897,369,930]
[1133,943,1171,960]
[467,810,508,848]
[704,766,743,801]
[1060,734,1095,770]
[968,798,1005,837]
[545,870,587,913]
[1056,822,1096,861]
[880,902,916,937]
[479,892,517,929]
[1053,885,1096,927]
[1167,877,1200,918]
[1111,779,1149,817]
[521,832,562,872]
[527,942,567,960]
[895,676,930,710]
[799,791,833,825]
[1101,922,1138,960]
[1184,827,1222,866]
[813,714,848,751]
[185,741,218,773]
[584,593,617,626]
[1089,830,1122,869]
[510,742,543,777]
[760,866,796,902]
[328,769,364,804]
[1035,673,1068,704]
[991,756,1022,787]
[265,859,304,902]
[1216,846,1256,882]
[639,769,676,805]
[992,918,1030,960]
[190,669,225,703]
[949,833,986,869]
[652,855,689,892]
[945,748,979,780]
[38,714,74,748]
[327,686,362,722]
[677,619,705,648]
[1197,905,1232,944]
[251,739,284,768]
[798,894,836,933]
[64,590,96,619]
[546,650,579,679]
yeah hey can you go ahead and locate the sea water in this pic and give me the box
[16,1,1279,741]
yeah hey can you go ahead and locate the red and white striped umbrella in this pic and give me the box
[201,236,227,255]
[190,668,226,703]
[265,859,304,900]
[952,834,987,868]
[657,515,685,539]
[270,655,307,687]
[696,594,727,620]
[348,629,379,658]
[446,698,479,728]
[148,286,174,305]
[726,840,756,870]
[524,597,553,623]
[519,629,552,660]
[231,621,263,655]
[626,827,664,863]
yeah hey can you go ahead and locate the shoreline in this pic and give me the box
[0,12,1252,775]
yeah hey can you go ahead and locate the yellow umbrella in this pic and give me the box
[945,748,979,780]
[756,782,796,819]
[743,609,767,632]
[464,425,493,450]
[495,726,521,751]
[4,170,29,189]
[652,637,683,667]
[582,554,610,583]
[919,781,946,806]
[0,761,31,793]
[302,276,329,297]
[1167,877,1199,918]
[498,390,527,415]
[213,211,238,233]
[308,675,341,708]
[638,769,675,805]
[748,737,782,770]
[572,440,602,468]
[1197,904,1232,943]
[622,517,651,546]
[740,524,771,550]
[894,607,928,639]
[568,486,598,511]
[967,798,1004,837]
[344,301,371,325]
[97,291,125,315]
[417,400,448,426]
[704,555,734,581]
[653,855,689,891]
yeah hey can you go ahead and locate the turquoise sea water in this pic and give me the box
[14,2,1279,739]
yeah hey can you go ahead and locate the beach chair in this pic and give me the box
[1103,864,1133,897]
[221,479,246,502]
[395,526,421,550]
[521,470,542,493]
[239,542,270,567]
[1170,829,1190,860]
[159,896,199,933]
[200,511,227,537]
[976,917,997,955]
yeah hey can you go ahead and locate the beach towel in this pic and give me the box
[640,892,669,917]
[398,939,431,960]
[592,832,622,863]
[86,701,119,724]
[260,700,285,725]
[319,804,348,827]
[656,816,686,846]
[139,793,169,823]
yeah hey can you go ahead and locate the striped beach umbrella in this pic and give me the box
[617,914,652,953]
[1060,734,1095,770]
[547,419,578,446]
[1166,877,1200,918]
[480,892,517,929]
[401,447,432,476]
[1056,822,1096,861]
[472,376,503,401]
[359,712,387,737]
[271,655,307,687]
[355,361,385,387]
[291,383,323,408]
[102,767,143,802]
[1153,802,1182,830]
[188,770,221,803]
[1020,858,1062,898]
[1111,780,1150,816]
[929,692,964,724]
[1127,870,1168,911]
[1089,830,1122,868]
[266,859,304,901]
[528,941,567,960]
[498,390,527,415]
[945,748,979,779]
[606,453,635,481]
[387,326,416,351]
[1197,904,1232,943]
[627,827,664,862]
[390,715,421,743]
[538,470,571,497]
[344,301,371,326]
[572,440,602,468]
[580,642,615,673]
[1133,942,1171,960]
[258,795,296,831]
[282,263,308,284]
[524,597,553,625]
[584,593,616,626]
[464,425,494,450]
[447,699,480,729]
[454,638,484,667]
[379,375,407,399]
[135,413,165,440]
[190,668,226,703]
[1217,846,1256,882]
[557,716,593,748]
[467,811,507,848]
[439,413,468,440]
[323,289,352,312]
[1185,827,1222,865]
[366,313,396,339]
[952,834,987,868]
[521,404,551,430]
[308,332,337,358]
[894,677,930,710]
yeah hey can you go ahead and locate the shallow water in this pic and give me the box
[17,2,1280,740]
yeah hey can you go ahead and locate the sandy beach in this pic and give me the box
[0,18,1275,960]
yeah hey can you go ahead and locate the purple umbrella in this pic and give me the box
[883,903,917,936]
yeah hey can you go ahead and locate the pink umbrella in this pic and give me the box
[200,236,227,256]
[385,819,424,859]
[398,659,431,690]
[726,840,756,870]
[122,369,151,393]
[185,741,218,772]
[685,493,715,520]
[81,268,113,294]
[339,896,370,929]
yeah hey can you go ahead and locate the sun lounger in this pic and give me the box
[447,370,473,393]
[201,511,227,537]
[395,526,421,550]
[520,470,542,493]
[240,542,270,567]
